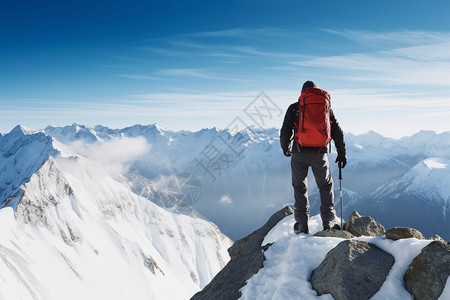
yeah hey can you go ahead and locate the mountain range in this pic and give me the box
[0,125,232,300]
[39,124,450,240]
[1,123,449,299]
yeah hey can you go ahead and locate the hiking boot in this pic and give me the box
[323,223,341,231]
[332,223,341,230]
[294,222,309,234]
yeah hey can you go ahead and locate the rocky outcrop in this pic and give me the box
[344,211,385,237]
[313,229,355,239]
[191,205,293,300]
[310,240,395,300]
[228,205,294,260]
[404,241,450,300]
[385,226,425,240]
[190,245,268,300]
[192,206,449,300]
[431,234,447,243]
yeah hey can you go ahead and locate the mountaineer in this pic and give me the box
[280,80,347,234]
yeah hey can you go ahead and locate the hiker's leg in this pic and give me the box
[291,153,310,228]
[311,153,335,228]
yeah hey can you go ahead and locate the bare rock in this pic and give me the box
[228,205,293,260]
[310,240,395,300]
[431,235,446,243]
[344,211,385,237]
[385,227,425,241]
[404,241,450,300]
[314,229,355,239]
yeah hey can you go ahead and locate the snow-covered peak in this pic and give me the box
[192,127,220,139]
[346,130,396,148]
[8,124,38,136]
[45,124,102,144]
[44,123,178,147]
[121,123,169,137]
[401,130,437,144]
[0,128,62,208]
[0,130,233,299]
[409,158,450,200]
[373,157,450,205]
[400,131,450,158]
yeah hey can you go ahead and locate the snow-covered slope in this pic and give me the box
[350,157,450,239]
[374,157,450,202]
[0,127,232,300]
[43,124,291,240]
[0,125,59,208]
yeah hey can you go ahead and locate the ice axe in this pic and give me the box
[338,162,343,230]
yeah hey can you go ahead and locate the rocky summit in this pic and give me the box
[192,208,450,300]
[310,240,395,300]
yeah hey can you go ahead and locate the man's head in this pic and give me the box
[302,80,317,91]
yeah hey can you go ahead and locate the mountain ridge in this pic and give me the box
[0,127,233,300]
[4,123,450,240]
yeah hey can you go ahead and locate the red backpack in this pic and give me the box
[294,87,331,147]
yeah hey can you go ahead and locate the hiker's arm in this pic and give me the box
[331,110,347,167]
[330,110,345,152]
[280,103,296,153]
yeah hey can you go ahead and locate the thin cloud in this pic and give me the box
[153,68,257,83]
[322,29,450,47]
[386,42,450,61]
[183,27,287,40]
[119,74,162,80]
[140,46,190,57]
[218,195,233,205]
[332,89,450,110]
[231,46,308,60]
[156,68,217,79]
[292,30,450,87]
[0,90,270,130]
[141,27,294,61]
[292,52,450,87]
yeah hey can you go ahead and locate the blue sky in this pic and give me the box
[1,0,450,137]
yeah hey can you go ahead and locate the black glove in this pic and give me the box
[283,149,292,157]
[335,149,347,168]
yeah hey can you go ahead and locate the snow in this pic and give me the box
[0,129,233,300]
[424,157,447,170]
[239,214,448,300]
[374,157,450,207]
[0,128,58,209]
[240,215,338,300]
[346,131,396,148]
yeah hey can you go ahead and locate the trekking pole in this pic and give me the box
[338,162,343,230]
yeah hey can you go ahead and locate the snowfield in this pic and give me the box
[0,126,232,300]
[240,214,450,300]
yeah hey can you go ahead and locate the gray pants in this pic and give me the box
[291,152,336,228]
